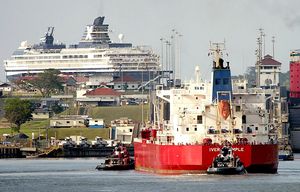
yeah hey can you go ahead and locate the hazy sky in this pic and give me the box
[1,0,300,82]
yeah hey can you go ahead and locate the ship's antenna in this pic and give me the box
[173,30,182,82]
[171,32,175,84]
[178,33,182,81]
[263,32,266,57]
[209,41,226,68]
[272,36,275,59]
[160,37,165,72]
[168,40,172,85]
[195,66,200,84]
[160,37,165,85]
[256,28,264,87]
[165,40,171,86]
[259,28,264,59]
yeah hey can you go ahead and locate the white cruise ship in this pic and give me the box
[4,16,160,81]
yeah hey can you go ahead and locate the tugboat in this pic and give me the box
[279,145,294,161]
[96,145,134,170]
[207,144,245,175]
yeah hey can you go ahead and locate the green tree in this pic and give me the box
[51,103,64,114]
[280,71,290,89]
[4,98,33,133]
[244,66,256,87]
[29,69,64,97]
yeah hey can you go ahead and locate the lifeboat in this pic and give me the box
[218,100,231,120]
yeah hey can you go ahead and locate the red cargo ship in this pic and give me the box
[134,42,278,174]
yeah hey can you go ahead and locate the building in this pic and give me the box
[0,83,12,92]
[49,115,88,128]
[110,118,135,144]
[288,50,300,151]
[290,50,300,98]
[77,87,121,106]
[259,55,281,89]
[32,108,53,119]
[110,76,140,90]
[88,118,105,128]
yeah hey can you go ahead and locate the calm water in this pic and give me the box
[0,155,300,192]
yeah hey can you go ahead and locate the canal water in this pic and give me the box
[0,155,300,192]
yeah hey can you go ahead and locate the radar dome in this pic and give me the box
[19,41,28,49]
[118,34,124,43]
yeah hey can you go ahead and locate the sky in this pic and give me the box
[1,0,300,83]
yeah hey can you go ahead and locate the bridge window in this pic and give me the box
[215,78,221,85]
[197,115,203,124]
[242,115,246,124]
[223,78,229,85]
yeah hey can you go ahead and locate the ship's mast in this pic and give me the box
[256,28,264,88]
[209,42,226,69]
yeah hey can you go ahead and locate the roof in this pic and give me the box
[261,55,281,66]
[112,76,138,83]
[17,76,36,81]
[85,87,121,96]
[74,76,89,83]
[33,108,52,113]
[12,133,29,139]
[59,75,76,82]
[0,83,11,87]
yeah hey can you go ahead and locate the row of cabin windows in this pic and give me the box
[177,127,198,132]
[197,113,255,124]
[117,85,137,88]
[62,55,88,59]
[260,66,278,69]
[184,127,263,133]
[185,127,259,132]
[185,127,198,132]
[215,78,230,85]
[194,86,204,90]
[65,121,83,124]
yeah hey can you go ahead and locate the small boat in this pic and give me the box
[278,143,294,161]
[96,145,134,171]
[279,149,294,161]
[207,145,245,175]
[96,157,134,170]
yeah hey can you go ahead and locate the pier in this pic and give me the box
[0,146,24,158]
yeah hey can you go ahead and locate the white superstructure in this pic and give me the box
[150,44,277,146]
[4,17,160,79]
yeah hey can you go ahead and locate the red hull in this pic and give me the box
[134,141,278,174]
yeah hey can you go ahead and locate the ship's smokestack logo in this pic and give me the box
[85,26,94,40]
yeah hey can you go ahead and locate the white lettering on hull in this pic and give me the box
[209,147,244,152]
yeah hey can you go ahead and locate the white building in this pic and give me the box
[259,55,281,88]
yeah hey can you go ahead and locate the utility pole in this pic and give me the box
[272,36,275,59]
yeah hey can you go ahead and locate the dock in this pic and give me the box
[0,146,24,158]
